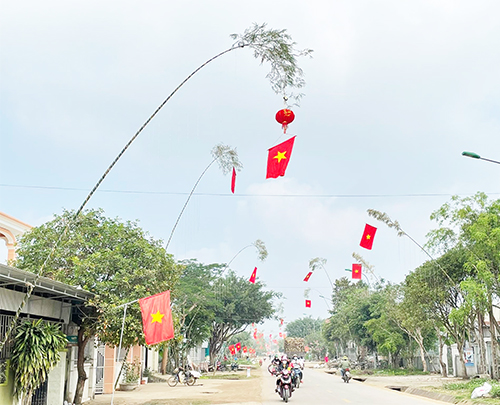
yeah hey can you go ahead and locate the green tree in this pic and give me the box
[166,260,223,371]
[14,209,183,404]
[285,316,323,338]
[363,285,409,368]
[426,193,500,377]
[11,319,67,405]
[405,248,469,375]
[208,271,278,364]
[323,278,376,359]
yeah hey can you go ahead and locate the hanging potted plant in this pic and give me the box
[10,319,67,405]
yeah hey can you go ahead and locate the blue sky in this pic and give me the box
[1,0,500,337]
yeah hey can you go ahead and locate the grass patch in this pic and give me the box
[428,378,500,403]
[353,368,430,376]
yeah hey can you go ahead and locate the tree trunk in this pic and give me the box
[73,327,91,405]
[161,347,168,374]
[436,328,447,377]
[456,339,467,378]
[489,309,499,379]
[476,311,487,374]
[414,329,428,372]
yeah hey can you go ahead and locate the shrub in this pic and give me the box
[123,358,141,384]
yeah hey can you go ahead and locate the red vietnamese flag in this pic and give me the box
[280,318,284,326]
[236,342,242,352]
[139,290,174,345]
[249,267,257,284]
[243,346,248,353]
[352,263,362,279]
[229,344,236,355]
[303,271,313,282]
[231,167,236,194]
[360,224,377,250]
[305,299,311,308]
[253,331,257,339]
[266,136,296,179]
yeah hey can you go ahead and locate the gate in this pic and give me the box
[31,379,48,405]
[95,342,106,394]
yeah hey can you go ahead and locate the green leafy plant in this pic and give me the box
[10,319,66,404]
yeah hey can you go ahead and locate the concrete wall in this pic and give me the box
[0,360,14,405]
[47,352,66,405]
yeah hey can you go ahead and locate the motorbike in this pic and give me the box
[291,366,302,389]
[278,369,293,402]
[342,368,351,383]
[167,366,200,386]
[230,362,238,371]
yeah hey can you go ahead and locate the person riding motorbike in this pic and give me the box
[340,356,351,378]
[291,355,303,383]
[275,355,293,392]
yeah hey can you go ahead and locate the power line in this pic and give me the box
[1,184,497,199]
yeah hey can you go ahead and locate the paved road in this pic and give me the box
[260,368,446,405]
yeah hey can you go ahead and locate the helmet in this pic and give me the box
[274,354,279,359]
[281,355,288,361]
[343,356,348,360]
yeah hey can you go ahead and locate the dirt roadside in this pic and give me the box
[87,366,264,405]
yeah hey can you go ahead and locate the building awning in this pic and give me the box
[0,263,93,303]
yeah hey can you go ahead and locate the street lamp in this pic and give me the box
[462,151,500,165]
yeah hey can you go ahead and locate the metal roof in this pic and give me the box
[0,263,93,303]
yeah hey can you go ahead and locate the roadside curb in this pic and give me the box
[400,387,457,403]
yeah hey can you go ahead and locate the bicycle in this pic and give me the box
[167,367,196,387]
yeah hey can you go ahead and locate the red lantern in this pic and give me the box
[275,109,295,133]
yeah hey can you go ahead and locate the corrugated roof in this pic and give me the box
[0,263,93,302]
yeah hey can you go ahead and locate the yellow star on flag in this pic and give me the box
[273,151,287,163]
[366,234,371,239]
[150,310,164,324]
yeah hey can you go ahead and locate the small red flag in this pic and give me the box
[139,291,174,345]
[236,342,242,352]
[266,136,296,179]
[352,263,362,279]
[249,267,257,283]
[360,224,377,250]
[229,344,236,355]
[231,167,236,194]
[305,299,311,308]
[279,332,282,337]
[243,346,248,353]
[280,318,284,325]
[253,331,257,339]
[303,271,313,282]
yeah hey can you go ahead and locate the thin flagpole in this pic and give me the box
[111,303,129,405]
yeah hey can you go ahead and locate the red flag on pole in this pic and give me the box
[266,136,296,179]
[305,299,311,308]
[236,342,242,352]
[243,346,248,353]
[280,318,284,325]
[139,291,174,345]
[360,224,377,250]
[303,271,313,282]
[229,344,236,355]
[231,167,236,194]
[352,263,362,279]
[249,267,257,283]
